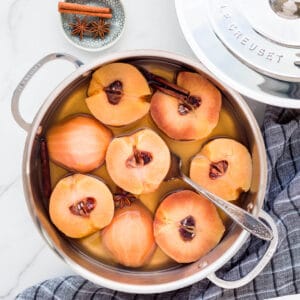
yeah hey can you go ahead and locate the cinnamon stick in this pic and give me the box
[58,2,111,13]
[59,8,112,19]
[139,67,190,97]
[40,137,52,200]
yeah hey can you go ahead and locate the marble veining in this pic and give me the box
[0,245,46,299]
[0,177,19,197]
[0,0,266,299]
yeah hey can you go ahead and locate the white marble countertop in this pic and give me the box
[0,0,267,299]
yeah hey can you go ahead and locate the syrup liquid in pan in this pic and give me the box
[46,60,246,271]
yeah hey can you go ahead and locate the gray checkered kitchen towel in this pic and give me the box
[17,105,300,300]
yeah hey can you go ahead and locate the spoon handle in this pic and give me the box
[182,174,273,241]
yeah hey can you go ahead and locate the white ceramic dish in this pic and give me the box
[60,0,125,52]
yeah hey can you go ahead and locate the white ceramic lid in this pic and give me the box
[175,0,300,108]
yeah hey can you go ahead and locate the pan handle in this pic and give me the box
[207,210,278,289]
[11,53,83,131]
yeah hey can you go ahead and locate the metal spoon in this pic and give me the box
[165,152,273,241]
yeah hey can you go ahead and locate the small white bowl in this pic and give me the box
[60,0,125,52]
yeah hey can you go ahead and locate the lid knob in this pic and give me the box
[270,0,300,19]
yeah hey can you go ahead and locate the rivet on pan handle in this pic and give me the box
[207,210,278,289]
[11,53,84,131]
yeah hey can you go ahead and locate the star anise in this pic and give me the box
[69,17,89,40]
[113,188,137,209]
[89,19,110,39]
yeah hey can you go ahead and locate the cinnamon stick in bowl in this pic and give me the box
[59,9,112,18]
[58,2,112,18]
[58,2,111,13]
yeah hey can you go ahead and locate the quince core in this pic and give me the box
[154,190,225,263]
[150,71,222,140]
[106,128,171,194]
[49,174,114,238]
[190,138,253,201]
[86,63,151,126]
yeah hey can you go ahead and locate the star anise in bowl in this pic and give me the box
[69,17,89,40]
[89,19,110,39]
